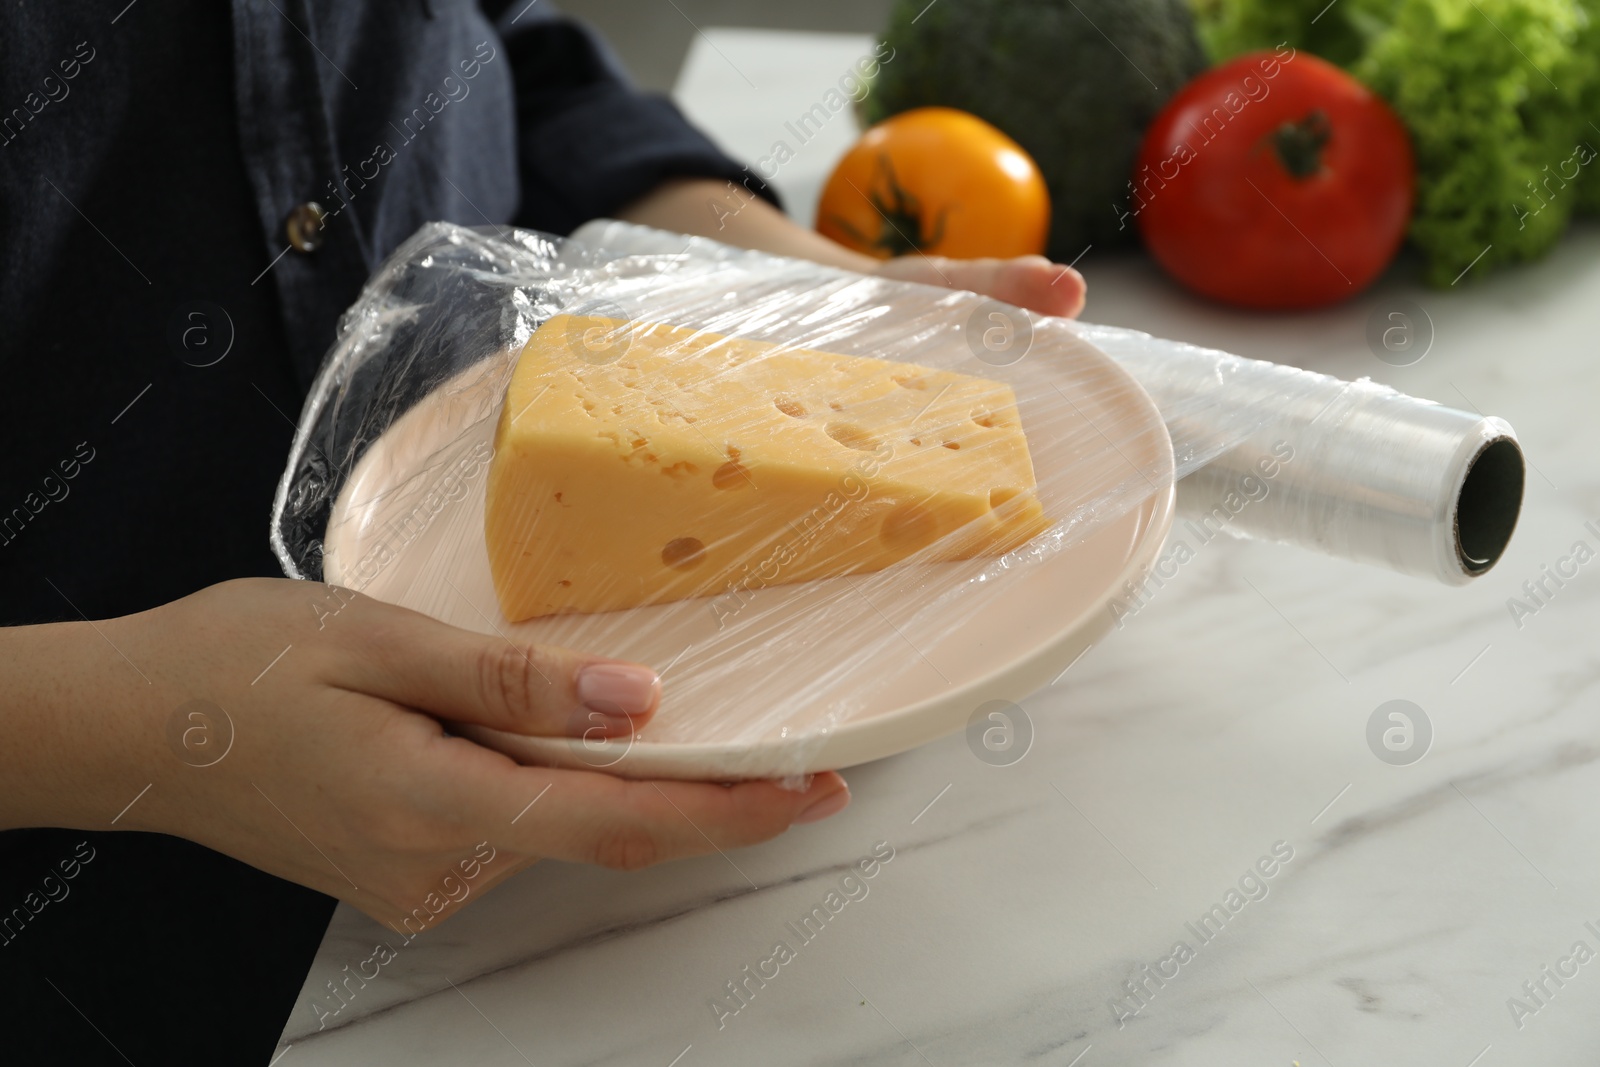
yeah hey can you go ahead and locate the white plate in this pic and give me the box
[323,334,1174,780]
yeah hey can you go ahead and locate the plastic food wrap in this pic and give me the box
[270,221,1523,778]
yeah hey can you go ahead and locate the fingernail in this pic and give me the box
[793,783,851,825]
[576,661,660,717]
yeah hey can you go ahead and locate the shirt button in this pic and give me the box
[285,202,326,253]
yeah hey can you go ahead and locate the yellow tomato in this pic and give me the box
[816,107,1051,260]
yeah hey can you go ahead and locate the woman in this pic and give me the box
[0,2,1083,1059]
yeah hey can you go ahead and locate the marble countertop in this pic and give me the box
[273,30,1600,1067]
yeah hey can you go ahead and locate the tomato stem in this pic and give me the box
[858,152,947,256]
[1271,110,1332,179]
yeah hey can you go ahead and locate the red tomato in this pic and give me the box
[1133,50,1414,309]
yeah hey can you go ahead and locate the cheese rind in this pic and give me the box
[485,315,1050,620]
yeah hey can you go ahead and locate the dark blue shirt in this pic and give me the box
[0,3,759,1060]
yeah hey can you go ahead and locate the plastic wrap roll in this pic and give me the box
[1075,327,1526,584]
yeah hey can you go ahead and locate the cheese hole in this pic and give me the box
[909,438,922,447]
[989,487,1022,510]
[662,537,706,569]
[826,423,879,451]
[893,375,927,390]
[713,460,751,489]
[972,412,998,428]
[557,579,572,587]
[828,400,844,411]
[881,504,937,549]
[774,396,807,418]
[942,440,961,450]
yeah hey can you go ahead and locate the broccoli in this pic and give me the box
[864,0,1208,261]
[1192,0,1600,285]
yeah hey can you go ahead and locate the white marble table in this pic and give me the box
[274,30,1600,1067]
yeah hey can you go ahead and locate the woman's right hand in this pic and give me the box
[1,577,850,928]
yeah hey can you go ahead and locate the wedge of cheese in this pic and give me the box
[484,315,1051,620]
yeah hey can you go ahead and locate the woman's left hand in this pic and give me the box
[874,253,1086,318]
[618,178,1089,318]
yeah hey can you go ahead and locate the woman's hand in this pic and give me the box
[1,578,849,929]
[873,253,1086,318]
[617,177,1088,317]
